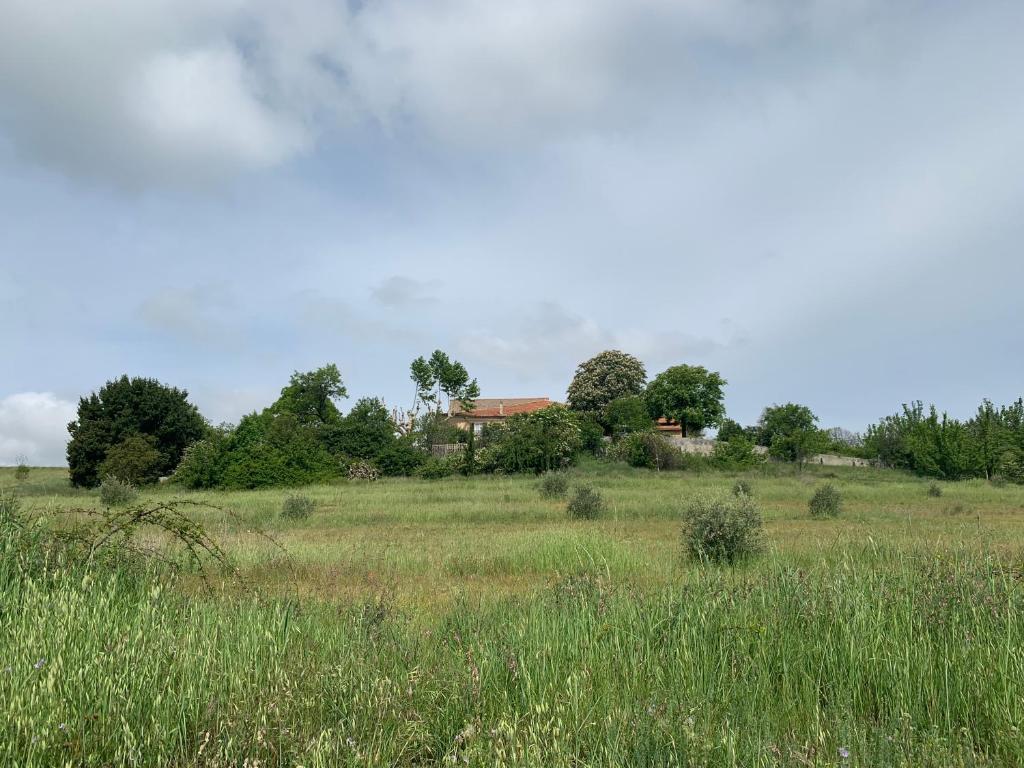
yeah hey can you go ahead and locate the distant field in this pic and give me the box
[2,462,1023,765]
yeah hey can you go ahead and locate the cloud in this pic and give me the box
[0,0,898,186]
[138,285,237,343]
[371,276,439,307]
[0,392,77,466]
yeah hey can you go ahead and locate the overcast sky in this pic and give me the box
[2,0,1023,465]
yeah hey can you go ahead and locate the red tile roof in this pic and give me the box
[450,398,552,418]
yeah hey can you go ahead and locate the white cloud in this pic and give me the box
[371,276,439,307]
[0,392,76,467]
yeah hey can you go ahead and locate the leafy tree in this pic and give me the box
[712,436,763,470]
[98,434,163,485]
[67,376,208,487]
[566,350,647,414]
[325,397,396,459]
[645,365,726,437]
[864,401,976,480]
[410,350,480,414]
[757,403,827,465]
[604,395,652,438]
[273,364,347,426]
[374,439,427,477]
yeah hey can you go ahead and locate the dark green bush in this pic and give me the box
[567,484,605,520]
[375,441,427,476]
[99,476,138,507]
[416,456,460,480]
[14,458,29,481]
[604,395,651,437]
[99,434,163,486]
[809,483,842,518]
[927,483,943,498]
[712,437,764,470]
[281,494,315,520]
[482,405,583,474]
[538,472,569,499]
[614,432,681,470]
[684,493,763,564]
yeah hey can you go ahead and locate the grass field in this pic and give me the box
[2,462,1024,766]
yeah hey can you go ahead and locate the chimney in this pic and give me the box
[499,400,504,416]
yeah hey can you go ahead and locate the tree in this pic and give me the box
[326,398,397,459]
[644,365,726,437]
[410,350,480,414]
[758,403,827,466]
[480,405,584,473]
[67,376,208,487]
[604,395,652,438]
[566,350,647,413]
[98,434,163,485]
[273,364,347,426]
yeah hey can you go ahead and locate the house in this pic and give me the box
[448,397,553,435]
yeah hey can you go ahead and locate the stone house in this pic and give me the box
[448,398,553,435]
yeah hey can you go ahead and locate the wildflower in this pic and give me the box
[33,658,46,670]
[838,746,850,760]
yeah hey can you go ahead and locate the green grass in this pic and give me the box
[2,461,1024,765]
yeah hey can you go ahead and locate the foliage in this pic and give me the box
[98,475,138,507]
[0,489,18,518]
[416,455,461,480]
[684,493,763,563]
[928,483,943,498]
[716,418,755,443]
[712,436,764,470]
[612,431,682,470]
[758,403,828,465]
[566,484,606,519]
[410,350,480,414]
[347,460,381,481]
[14,455,29,481]
[271,364,347,426]
[566,350,647,414]
[732,479,753,497]
[481,405,584,474]
[324,397,396,459]
[574,412,606,454]
[410,410,465,451]
[218,412,338,490]
[645,364,727,437]
[537,472,569,499]
[169,427,232,489]
[603,395,651,437]
[67,375,209,487]
[98,434,163,486]
[809,483,843,518]
[281,494,315,520]
[822,427,866,457]
[374,440,427,477]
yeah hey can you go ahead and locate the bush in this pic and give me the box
[712,437,764,470]
[732,479,753,497]
[99,434,164,486]
[538,472,569,499]
[417,455,460,480]
[567,484,606,520]
[809,483,842,518]
[99,476,138,507]
[482,405,583,474]
[14,456,29,482]
[375,441,427,477]
[684,493,763,564]
[613,432,681,470]
[927,483,943,498]
[575,412,607,455]
[281,494,315,520]
[348,461,381,481]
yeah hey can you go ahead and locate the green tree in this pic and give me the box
[67,376,208,487]
[98,434,163,485]
[481,405,584,473]
[273,364,347,426]
[410,350,480,414]
[326,398,397,459]
[758,403,827,465]
[645,365,726,437]
[604,395,652,438]
[566,350,647,414]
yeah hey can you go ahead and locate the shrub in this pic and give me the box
[712,437,764,470]
[809,483,842,518]
[538,472,569,499]
[483,405,583,474]
[281,494,315,520]
[99,475,138,507]
[567,484,605,520]
[614,432,681,470]
[99,434,163,486]
[604,395,651,437]
[347,461,381,481]
[417,455,461,480]
[684,493,763,564]
[375,441,427,476]
[927,483,943,498]
[14,455,29,481]
[732,479,753,497]
[575,412,607,455]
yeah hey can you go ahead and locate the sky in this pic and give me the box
[1,0,1023,466]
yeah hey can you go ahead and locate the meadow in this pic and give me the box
[2,462,1023,766]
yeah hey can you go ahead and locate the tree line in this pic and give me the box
[64,349,1024,488]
